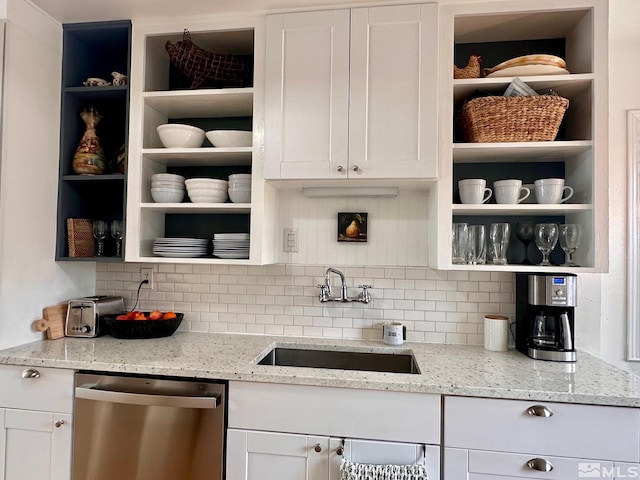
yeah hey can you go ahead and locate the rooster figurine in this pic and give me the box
[454,54,482,79]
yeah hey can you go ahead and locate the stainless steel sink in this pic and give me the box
[257,346,420,374]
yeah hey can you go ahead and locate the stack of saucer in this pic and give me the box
[212,233,250,259]
[153,238,209,258]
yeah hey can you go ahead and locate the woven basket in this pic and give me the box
[460,95,569,143]
[165,30,253,89]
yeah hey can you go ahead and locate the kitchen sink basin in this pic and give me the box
[257,346,420,374]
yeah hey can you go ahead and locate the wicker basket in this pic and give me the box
[460,95,569,143]
[165,30,253,89]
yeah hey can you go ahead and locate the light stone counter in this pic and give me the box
[0,332,639,407]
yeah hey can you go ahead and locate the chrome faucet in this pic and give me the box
[318,268,372,304]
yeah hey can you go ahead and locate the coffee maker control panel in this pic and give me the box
[529,275,577,307]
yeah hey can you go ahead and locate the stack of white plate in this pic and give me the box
[153,238,209,258]
[212,233,250,259]
[151,173,185,203]
[228,174,251,203]
[185,178,229,203]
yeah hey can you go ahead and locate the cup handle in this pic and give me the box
[482,188,493,204]
[560,186,574,203]
[518,187,531,203]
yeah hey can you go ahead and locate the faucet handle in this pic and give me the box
[317,284,331,302]
[357,285,372,303]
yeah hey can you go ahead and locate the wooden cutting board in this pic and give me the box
[33,304,68,340]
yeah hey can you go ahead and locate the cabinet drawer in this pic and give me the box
[0,365,74,413]
[229,381,441,444]
[444,396,640,462]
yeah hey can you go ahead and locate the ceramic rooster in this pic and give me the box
[454,54,482,79]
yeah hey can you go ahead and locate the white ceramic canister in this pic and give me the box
[382,322,406,345]
[484,315,509,352]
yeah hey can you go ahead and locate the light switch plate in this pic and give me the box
[283,228,298,252]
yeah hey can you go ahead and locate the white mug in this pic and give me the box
[459,179,492,204]
[493,179,531,204]
[534,178,574,204]
[383,322,406,345]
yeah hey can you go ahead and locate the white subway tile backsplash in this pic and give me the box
[96,264,515,346]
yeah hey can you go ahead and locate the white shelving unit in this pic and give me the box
[125,18,277,264]
[430,0,608,272]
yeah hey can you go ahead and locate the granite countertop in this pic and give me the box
[0,332,639,407]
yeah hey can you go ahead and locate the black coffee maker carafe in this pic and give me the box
[516,273,577,362]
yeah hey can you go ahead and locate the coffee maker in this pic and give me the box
[516,273,577,362]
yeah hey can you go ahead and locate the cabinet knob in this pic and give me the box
[337,165,345,173]
[54,420,65,428]
[21,368,40,379]
[526,405,553,417]
[352,165,360,172]
[336,446,344,456]
[526,458,553,472]
[314,443,322,453]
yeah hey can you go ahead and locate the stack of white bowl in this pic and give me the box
[150,173,185,203]
[185,178,229,203]
[228,174,252,203]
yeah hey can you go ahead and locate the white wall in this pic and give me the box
[0,0,95,350]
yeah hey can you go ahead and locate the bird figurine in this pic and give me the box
[454,54,482,79]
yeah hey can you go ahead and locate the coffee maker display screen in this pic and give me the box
[552,277,566,285]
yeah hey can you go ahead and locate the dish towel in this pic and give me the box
[340,459,428,480]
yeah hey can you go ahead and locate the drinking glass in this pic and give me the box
[93,220,107,257]
[111,220,123,257]
[452,222,469,265]
[560,224,582,267]
[515,222,535,264]
[466,225,486,265]
[535,223,559,266]
[489,223,510,265]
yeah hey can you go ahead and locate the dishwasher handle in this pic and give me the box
[76,385,219,409]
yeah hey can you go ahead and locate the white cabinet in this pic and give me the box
[227,430,330,480]
[430,0,608,272]
[264,4,438,181]
[0,366,75,480]
[126,19,278,265]
[443,396,640,480]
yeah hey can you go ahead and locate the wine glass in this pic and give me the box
[560,224,582,267]
[111,220,123,257]
[535,223,559,266]
[93,220,107,257]
[515,222,535,264]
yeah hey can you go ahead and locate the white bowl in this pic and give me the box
[186,187,228,196]
[151,189,185,203]
[229,174,252,182]
[229,180,252,187]
[152,173,185,182]
[229,190,251,203]
[206,130,252,148]
[185,178,228,188]
[151,181,185,189]
[157,124,205,148]
[228,187,252,193]
[188,194,228,203]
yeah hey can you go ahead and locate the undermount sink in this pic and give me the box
[257,346,420,374]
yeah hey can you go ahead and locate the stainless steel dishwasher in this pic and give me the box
[73,373,225,480]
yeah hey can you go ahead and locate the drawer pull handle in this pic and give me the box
[526,458,553,472]
[314,444,322,453]
[21,368,40,379]
[526,405,553,417]
[336,446,344,456]
[337,165,345,173]
[55,420,64,428]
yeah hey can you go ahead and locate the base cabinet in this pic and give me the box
[0,409,72,480]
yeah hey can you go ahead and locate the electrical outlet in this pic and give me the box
[141,268,154,290]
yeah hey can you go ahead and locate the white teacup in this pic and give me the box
[534,178,574,204]
[493,179,531,204]
[459,179,492,204]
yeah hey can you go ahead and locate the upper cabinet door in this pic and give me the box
[264,10,350,179]
[349,4,438,179]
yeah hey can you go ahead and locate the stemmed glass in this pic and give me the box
[111,220,123,257]
[535,223,559,266]
[93,220,107,257]
[560,224,582,267]
[515,222,535,264]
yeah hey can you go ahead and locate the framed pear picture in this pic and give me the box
[337,212,368,243]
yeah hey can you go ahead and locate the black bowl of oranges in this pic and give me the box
[103,311,183,339]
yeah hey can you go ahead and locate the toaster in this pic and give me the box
[65,296,125,338]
